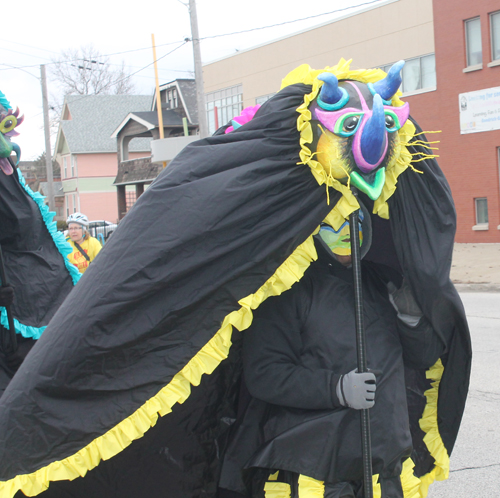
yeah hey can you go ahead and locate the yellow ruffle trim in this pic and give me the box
[283,58,416,228]
[0,236,319,498]
[417,359,449,497]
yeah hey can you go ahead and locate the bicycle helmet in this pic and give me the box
[67,212,89,228]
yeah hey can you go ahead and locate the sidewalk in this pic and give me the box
[451,243,500,292]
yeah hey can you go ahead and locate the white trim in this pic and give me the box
[472,224,489,230]
[401,86,437,98]
[110,113,155,138]
[463,63,483,73]
[487,59,500,67]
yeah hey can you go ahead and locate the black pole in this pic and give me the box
[348,189,373,498]
[0,244,18,355]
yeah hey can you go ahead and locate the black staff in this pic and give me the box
[348,188,373,498]
[0,244,18,354]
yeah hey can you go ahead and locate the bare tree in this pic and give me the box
[50,45,135,97]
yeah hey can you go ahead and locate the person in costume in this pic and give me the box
[222,211,449,498]
[0,61,470,498]
[0,90,80,397]
[66,212,102,274]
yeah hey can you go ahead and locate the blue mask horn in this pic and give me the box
[371,60,405,102]
[317,73,349,111]
[360,94,386,167]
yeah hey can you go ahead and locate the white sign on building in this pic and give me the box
[459,86,500,134]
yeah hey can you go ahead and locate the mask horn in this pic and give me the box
[317,73,349,111]
[372,60,405,101]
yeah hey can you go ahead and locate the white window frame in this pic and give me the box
[255,93,276,105]
[379,54,436,96]
[206,84,243,135]
[71,155,77,177]
[473,197,489,230]
[490,11,500,65]
[465,17,483,69]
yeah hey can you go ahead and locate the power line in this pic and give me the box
[0,0,385,73]
[199,0,384,39]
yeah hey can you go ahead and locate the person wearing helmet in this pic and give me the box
[66,212,102,274]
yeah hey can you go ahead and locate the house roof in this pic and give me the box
[113,158,163,185]
[111,109,198,138]
[56,94,153,154]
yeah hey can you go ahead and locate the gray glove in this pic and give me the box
[387,279,422,325]
[336,369,376,409]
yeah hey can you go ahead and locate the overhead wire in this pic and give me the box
[1,0,384,73]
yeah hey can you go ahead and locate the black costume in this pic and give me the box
[0,169,79,397]
[219,243,448,497]
[0,64,470,498]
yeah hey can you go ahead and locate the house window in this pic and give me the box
[71,155,77,177]
[66,195,70,218]
[474,198,488,228]
[166,88,178,109]
[63,156,68,179]
[72,193,77,213]
[491,11,500,62]
[125,186,136,211]
[206,84,243,135]
[380,54,436,94]
[465,17,482,67]
[256,93,276,105]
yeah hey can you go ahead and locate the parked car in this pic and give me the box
[88,220,118,244]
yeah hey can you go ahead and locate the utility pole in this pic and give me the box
[40,64,55,211]
[188,0,208,138]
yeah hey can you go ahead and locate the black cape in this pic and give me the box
[0,85,470,498]
[0,170,78,393]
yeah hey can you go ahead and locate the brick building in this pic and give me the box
[202,0,500,242]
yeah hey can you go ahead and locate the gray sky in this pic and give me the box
[1,0,387,160]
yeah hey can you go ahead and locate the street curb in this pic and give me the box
[453,283,500,292]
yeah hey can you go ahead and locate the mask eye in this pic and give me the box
[384,110,401,133]
[0,115,17,134]
[334,112,363,137]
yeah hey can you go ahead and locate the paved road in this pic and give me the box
[430,292,500,497]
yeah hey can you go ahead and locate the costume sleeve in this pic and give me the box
[397,316,446,369]
[243,280,342,410]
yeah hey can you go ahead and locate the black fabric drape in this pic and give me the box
[0,92,470,498]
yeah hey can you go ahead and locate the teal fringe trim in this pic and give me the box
[0,308,45,339]
[0,169,82,340]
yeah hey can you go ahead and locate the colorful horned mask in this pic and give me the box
[309,61,409,201]
[0,90,23,176]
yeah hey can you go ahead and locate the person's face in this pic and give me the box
[318,217,363,267]
[68,223,85,243]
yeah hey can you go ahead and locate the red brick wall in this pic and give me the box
[430,0,500,242]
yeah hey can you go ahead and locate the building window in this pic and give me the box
[256,93,276,105]
[491,11,500,62]
[165,88,178,109]
[125,186,136,210]
[474,198,488,228]
[63,156,68,179]
[206,84,243,135]
[379,54,436,94]
[72,193,77,214]
[465,17,482,67]
[71,155,77,177]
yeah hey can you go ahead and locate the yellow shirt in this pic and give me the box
[66,235,102,274]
